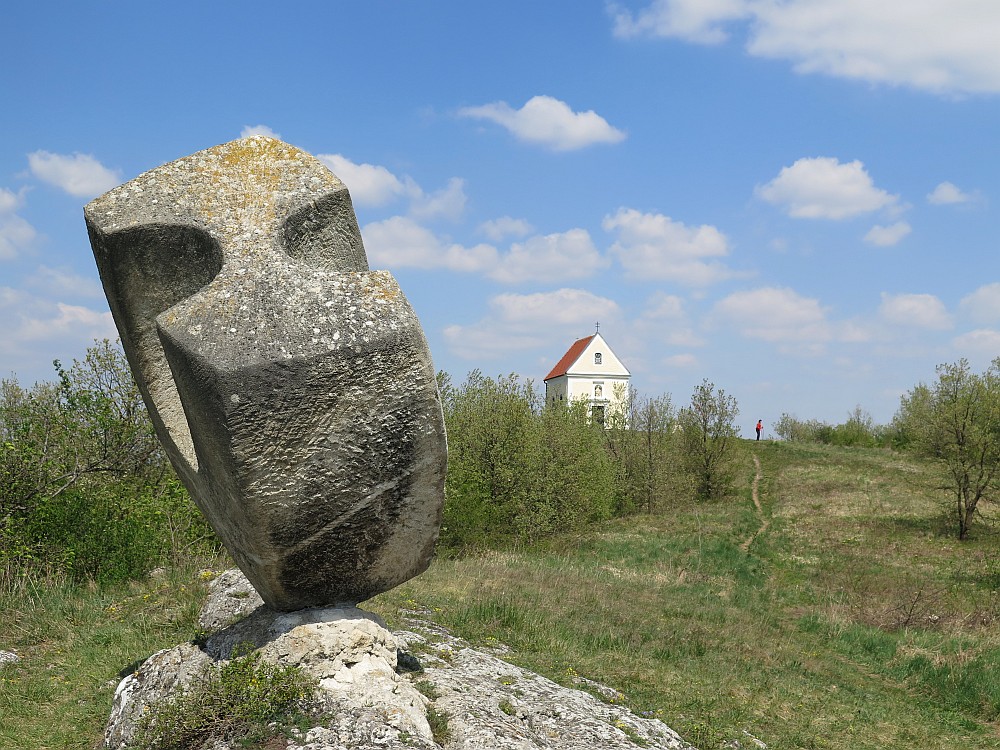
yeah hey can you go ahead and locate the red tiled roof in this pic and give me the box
[543,335,594,381]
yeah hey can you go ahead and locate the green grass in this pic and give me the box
[369,441,1000,750]
[3,441,1000,749]
[0,561,216,748]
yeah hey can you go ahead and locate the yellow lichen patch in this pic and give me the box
[216,136,306,172]
[192,137,316,232]
[365,271,402,302]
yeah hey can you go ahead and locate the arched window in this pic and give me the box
[594,352,602,365]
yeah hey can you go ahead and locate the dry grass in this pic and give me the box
[372,441,1000,750]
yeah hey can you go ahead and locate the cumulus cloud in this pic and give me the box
[756,157,898,219]
[638,291,705,347]
[28,151,121,198]
[362,216,497,273]
[604,207,734,285]
[0,188,37,261]
[479,216,534,242]
[710,287,830,343]
[316,153,466,220]
[927,181,975,205]
[443,288,621,362]
[490,229,607,284]
[960,283,1000,324]
[864,221,911,246]
[26,266,104,299]
[953,328,1000,356]
[458,95,626,151]
[316,153,412,207]
[612,0,1000,95]
[610,0,751,44]
[879,292,952,329]
[409,177,468,221]
[240,124,282,139]
[663,353,699,368]
[0,287,116,382]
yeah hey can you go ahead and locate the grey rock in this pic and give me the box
[397,625,695,750]
[197,567,265,631]
[104,642,214,749]
[0,650,18,667]
[106,569,696,750]
[84,136,447,611]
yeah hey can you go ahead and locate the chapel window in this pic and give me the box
[595,352,602,365]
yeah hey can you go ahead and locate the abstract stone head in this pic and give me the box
[85,137,446,611]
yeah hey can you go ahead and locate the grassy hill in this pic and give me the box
[3,440,1000,749]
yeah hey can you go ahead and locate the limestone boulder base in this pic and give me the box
[85,137,447,610]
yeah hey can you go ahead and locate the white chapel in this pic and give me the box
[543,331,631,425]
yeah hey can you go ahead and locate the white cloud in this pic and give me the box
[0,187,24,215]
[927,181,974,205]
[443,288,621,362]
[748,0,1000,95]
[0,287,116,382]
[610,0,751,44]
[878,292,952,329]
[0,215,37,261]
[28,151,121,198]
[490,229,606,284]
[639,291,705,347]
[0,188,38,261]
[362,216,497,273]
[479,216,534,242]
[604,207,734,285]
[26,266,104,299]
[710,287,830,343]
[953,328,1000,355]
[614,1,1000,95]
[28,151,122,198]
[756,157,898,219]
[316,153,411,207]
[316,153,465,220]
[864,221,911,246]
[960,283,1000,324]
[409,177,468,221]
[240,124,282,139]
[663,353,699,368]
[458,95,626,151]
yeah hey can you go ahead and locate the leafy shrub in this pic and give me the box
[0,340,219,583]
[132,647,318,750]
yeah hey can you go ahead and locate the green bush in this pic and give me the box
[0,340,219,583]
[132,647,318,750]
[439,371,617,551]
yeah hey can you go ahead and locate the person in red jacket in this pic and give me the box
[755,420,762,441]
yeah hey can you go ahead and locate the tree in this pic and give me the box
[604,386,676,513]
[677,379,741,501]
[896,358,1000,539]
[0,339,216,582]
[439,370,618,550]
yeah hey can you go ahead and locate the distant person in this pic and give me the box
[755,420,762,441]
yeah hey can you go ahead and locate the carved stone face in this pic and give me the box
[85,137,447,611]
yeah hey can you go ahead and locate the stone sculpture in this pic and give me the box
[85,136,447,611]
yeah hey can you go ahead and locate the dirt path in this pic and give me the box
[741,453,770,552]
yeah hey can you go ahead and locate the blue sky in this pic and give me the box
[2,1,999,435]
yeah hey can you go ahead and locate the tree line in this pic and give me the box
[3,340,995,587]
[775,357,1000,540]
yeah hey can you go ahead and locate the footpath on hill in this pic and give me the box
[740,453,769,553]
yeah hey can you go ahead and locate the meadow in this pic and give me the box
[3,440,999,749]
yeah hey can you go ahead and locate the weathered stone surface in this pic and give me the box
[106,569,696,750]
[85,137,447,610]
[400,625,695,750]
[0,649,19,668]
